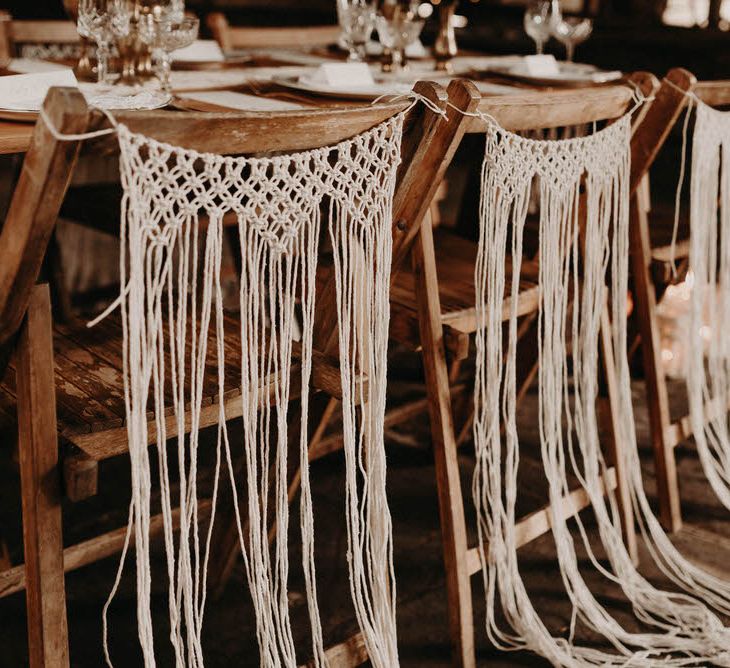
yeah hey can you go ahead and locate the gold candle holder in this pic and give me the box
[66,0,158,86]
[434,0,458,72]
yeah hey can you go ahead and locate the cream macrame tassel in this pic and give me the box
[686,102,730,510]
[473,114,730,666]
[101,116,403,667]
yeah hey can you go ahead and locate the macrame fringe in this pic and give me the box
[686,102,730,512]
[102,116,403,667]
[473,113,730,666]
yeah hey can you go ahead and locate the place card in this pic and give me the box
[522,54,561,77]
[0,69,78,111]
[173,39,225,63]
[301,62,374,88]
[180,90,304,111]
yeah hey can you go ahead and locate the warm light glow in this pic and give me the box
[662,348,675,362]
[662,0,730,25]
[700,325,712,341]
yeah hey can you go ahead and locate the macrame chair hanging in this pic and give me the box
[99,111,404,666]
[683,101,730,514]
[471,107,730,665]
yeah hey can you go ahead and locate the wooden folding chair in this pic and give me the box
[381,74,661,667]
[0,12,79,63]
[207,11,340,52]
[630,69,730,532]
[0,85,421,667]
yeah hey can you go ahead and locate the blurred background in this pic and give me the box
[6,0,728,79]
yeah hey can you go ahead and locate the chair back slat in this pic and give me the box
[109,102,410,155]
[0,87,89,345]
[696,80,730,107]
[391,79,479,272]
[313,80,464,352]
[466,82,641,133]
[10,20,79,45]
[0,12,10,65]
[630,68,695,196]
[207,12,339,52]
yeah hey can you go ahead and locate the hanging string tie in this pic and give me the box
[658,76,702,279]
[39,104,119,142]
[625,78,656,115]
[445,101,501,128]
[371,90,448,120]
[669,94,696,278]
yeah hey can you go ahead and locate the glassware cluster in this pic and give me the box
[523,0,593,62]
[76,0,198,88]
[337,0,426,73]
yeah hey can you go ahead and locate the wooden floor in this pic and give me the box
[1,355,729,666]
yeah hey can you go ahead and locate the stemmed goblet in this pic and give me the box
[140,14,199,93]
[337,0,376,62]
[77,0,132,84]
[523,0,560,55]
[375,6,424,73]
[552,16,593,62]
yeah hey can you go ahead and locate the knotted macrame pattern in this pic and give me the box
[104,114,403,667]
[473,113,730,665]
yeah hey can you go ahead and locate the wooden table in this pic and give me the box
[0,120,33,154]
[0,52,531,155]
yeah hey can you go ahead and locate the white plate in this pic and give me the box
[0,87,171,122]
[81,86,172,112]
[487,62,622,87]
[272,75,413,100]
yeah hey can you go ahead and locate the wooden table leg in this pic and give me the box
[16,283,69,668]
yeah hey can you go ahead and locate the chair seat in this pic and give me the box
[0,308,344,462]
[389,229,540,347]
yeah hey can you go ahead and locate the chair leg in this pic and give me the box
[599,304,639,564]
[16,284,70,668]
[629,185,682,532]
[412,214,475,668]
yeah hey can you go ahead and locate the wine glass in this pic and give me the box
[144,16,199,93]
[338,0,376,61]
[375,10,424,73]
[77,0,131,84]
[523,0,559,55]
[553,16,593,62]
[77,0,118,84]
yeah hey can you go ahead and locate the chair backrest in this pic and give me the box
[630,68,696,197]
[207,12,339,51]
[0,12,79,60]
[0,84,442,348]
[695,79,730,108]
[0,87,89,345]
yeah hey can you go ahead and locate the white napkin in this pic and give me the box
[181,91,304,111]
[172,40,225,63]
[8,58,72,74]
[0,69,78,111]
[300,62,374,88]
[519,54,561,77]
[365,38,427,59]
